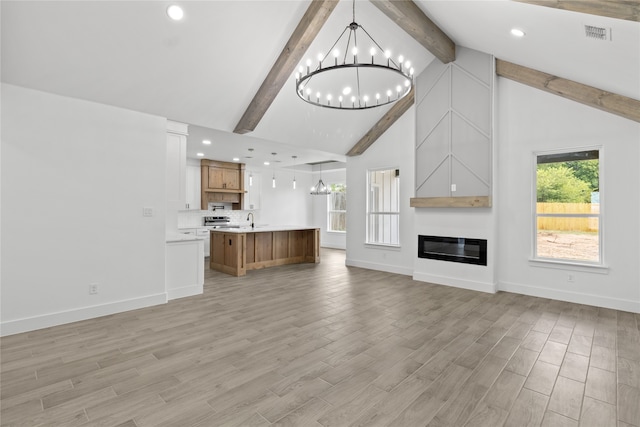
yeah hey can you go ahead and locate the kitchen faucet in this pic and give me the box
[246,212,254,229]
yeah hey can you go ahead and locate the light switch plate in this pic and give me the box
[451,184,457,192]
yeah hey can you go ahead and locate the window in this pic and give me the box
[367,168,400,246]
[328,183,346,232]
[534,149,601,264]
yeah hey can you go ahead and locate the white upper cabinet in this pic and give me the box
[185,163,201,210]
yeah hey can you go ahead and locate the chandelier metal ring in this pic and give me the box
[296,63,412,110]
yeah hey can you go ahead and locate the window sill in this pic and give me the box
[327,230,346,234]
[365,243,401,251]
[528,258,609,274]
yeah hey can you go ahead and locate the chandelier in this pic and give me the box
[295,0,414,110]
[310,163,331,196]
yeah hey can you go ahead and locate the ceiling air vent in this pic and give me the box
[584,25,610,41]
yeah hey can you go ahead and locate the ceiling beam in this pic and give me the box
[233,0,339,135]
[346,87,415,156]
[369,0,455,64]
[512,0,640,22]
[496,59,640,123]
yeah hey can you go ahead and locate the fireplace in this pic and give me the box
[418,235,487,266]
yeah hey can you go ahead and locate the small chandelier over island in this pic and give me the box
[295,0,413,110]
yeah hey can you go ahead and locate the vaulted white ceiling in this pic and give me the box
[2,1,638,168]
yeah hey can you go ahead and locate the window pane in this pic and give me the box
[367,213,399,245]
[535,149,600,263]
[537,218,599,262]
[329,212,346,232]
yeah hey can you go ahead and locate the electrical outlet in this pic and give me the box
[89,283,99,294]
[143,207,154,217]
[451,184,457,192]
[567,274,575,283]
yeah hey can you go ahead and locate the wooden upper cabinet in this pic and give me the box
[200,159,246,210]
[207,166,240,190]
[201,160,244,191]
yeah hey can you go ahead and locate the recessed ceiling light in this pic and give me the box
[510,28,525,37]
[196,152,204,157]
[232,157,240,162]
[264,161,270,166]
[202,139,211,145]
[167,5,184,21]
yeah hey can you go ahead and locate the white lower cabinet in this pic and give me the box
[165,240,204,300]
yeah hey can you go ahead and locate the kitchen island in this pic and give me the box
[209,226,320,276]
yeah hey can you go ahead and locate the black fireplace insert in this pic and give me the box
[418,235,487,266]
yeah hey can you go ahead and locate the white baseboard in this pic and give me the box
[499,280,640,313]
[413,272,497,294]
[321,243,346,250]
[0,293,168,337]
[167,284,203,301]
[345,258,413,276]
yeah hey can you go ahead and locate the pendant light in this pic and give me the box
[271,152,277,188]
[310,163,331,196]
[292,156,297,190]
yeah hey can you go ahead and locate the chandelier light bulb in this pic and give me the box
[405,61,411,68]
[396,85,402,93]
[272,175,276,188]
[342,87,352,95]
[338,95,343,102]
[370,47,376,56]
[298,66,303,73]
[295,72,300,80]
[306,58,312,66]
[317,53,324,61]
[376,93,380,99]
[306,88,312,95]
[385,50,391,58]
[410,67,414,75]
[333,49,340,57]
[404,79,410,87]
[398,55,404,63]
[352,47,358,56]
[327,94,332,100]
[363,95,369,102]
[386,89,392,97]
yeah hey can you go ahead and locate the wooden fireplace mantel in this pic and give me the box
[410,196,492,208]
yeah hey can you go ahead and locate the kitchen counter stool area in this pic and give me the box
[209,227,320,276]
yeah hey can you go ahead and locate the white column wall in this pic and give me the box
[346,109,416,276]
[1,84,168,335]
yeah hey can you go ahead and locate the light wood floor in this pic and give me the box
[1,248,639,426]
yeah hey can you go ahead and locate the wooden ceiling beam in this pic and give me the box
[233,0,339,135]
[369,0,455,64]
[346,87,415,156]
[513,0,640,22]
[496,59,640,123]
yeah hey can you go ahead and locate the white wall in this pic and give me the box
[346,109,416,276]
[312,168,347,250]
[1,84,168,335]
[248,166,314,227]
[497,79,640,313]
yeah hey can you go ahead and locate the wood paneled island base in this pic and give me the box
[209,227,320,276]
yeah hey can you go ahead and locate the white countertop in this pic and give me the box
[209,225,318,234]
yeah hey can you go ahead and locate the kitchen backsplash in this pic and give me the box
[178,210,260,229]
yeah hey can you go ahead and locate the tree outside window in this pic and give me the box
[328,183,346,232]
